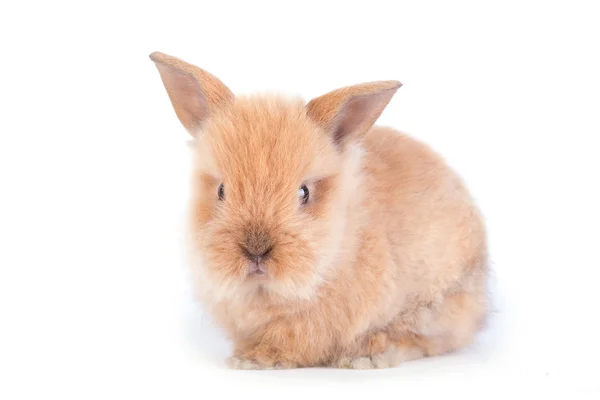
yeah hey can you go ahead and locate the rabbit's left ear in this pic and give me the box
[306,80,401,148]
[150,51,234,136]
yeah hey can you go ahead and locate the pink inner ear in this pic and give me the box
[156,63,208,131]
[333,96,368,144]
[332,91,393,145]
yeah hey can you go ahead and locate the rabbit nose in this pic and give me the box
[242,229,273,262]
[242,245,273,264]
[242,244,272,276]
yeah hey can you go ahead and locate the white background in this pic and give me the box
[1,1,599,398]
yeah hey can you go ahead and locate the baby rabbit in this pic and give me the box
[150,51,489,369]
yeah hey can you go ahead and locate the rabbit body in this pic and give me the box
[151,52,489,369]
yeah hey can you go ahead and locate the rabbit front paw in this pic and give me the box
[228,346,297,370]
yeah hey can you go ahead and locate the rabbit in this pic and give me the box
[150,51,489,369]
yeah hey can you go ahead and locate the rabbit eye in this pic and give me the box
[218,183,225,200]
[298,184,309,205]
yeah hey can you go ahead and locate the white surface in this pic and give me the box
[1,1,599,398]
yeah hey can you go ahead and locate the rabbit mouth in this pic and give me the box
[246,264,268,278]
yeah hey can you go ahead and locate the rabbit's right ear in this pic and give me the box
[149,52,234,136]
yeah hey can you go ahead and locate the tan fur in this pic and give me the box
[151,52,489,369]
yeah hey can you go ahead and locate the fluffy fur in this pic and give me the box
[150,51,489,369]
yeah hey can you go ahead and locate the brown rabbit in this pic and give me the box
[150,51,489,369]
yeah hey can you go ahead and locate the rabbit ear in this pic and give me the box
[149,51,234,136]
[306,81,401,147]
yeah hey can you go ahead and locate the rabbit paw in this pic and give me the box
[227,347,297,370]
[227,356,273,370]
[334,345,424,369]
[334,355,379,369]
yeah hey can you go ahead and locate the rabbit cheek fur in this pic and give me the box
[150,52,489,370]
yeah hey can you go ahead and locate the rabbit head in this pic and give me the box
[150,52,400,303]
